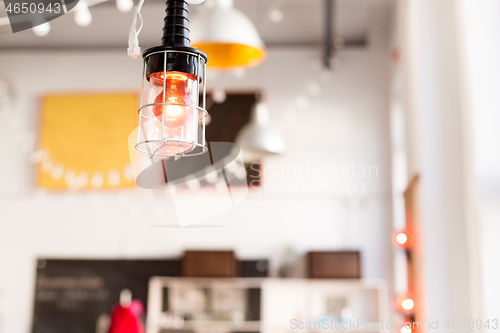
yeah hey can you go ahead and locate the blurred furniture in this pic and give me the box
[307,251,361,279]
[182,251,237,278]
[238,260,269,278]
[146,278,390,333]
[146,277,263,333]
[30,255,267,333]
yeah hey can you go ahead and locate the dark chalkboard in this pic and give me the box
[32,259,180,333]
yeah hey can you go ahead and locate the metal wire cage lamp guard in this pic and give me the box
[135,0,208,160]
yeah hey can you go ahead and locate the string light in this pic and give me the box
[186,178,201,191]
[116,0,134,12]
[108,170,121,187]
[402,298,414,311]
[75,1,92,27]
[205,171,218,184]
[400,326,412,333]
[395,295,415,313]
[33,22,51,37]
[91,172,104,189]
[269,8,284,23]
[392,230,410,248]
[212,88,227,103]
[396,232,408,244]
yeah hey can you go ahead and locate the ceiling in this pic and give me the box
[0,0,394,50]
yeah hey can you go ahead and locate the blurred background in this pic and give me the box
[0,0,499,332]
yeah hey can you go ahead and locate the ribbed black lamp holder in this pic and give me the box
[142,0,207,77]
[162,0,191,47]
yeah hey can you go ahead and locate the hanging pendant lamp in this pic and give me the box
[235,100,286,162]
[190,0,266,69]
[135,0,208,160]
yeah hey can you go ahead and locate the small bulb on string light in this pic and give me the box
[108,169,121,187]
[235,166,247,180]
[116,0,134,12]
[397,232,407,244]
[64,170,77,188]
[341,307,353,319]
[204,112,212,125]
[41,159,53,173]
[402,298,414,311]
[91,172,104,189]
[400,326,412,333]
[392,230,411,248]
[124,164,134,181]
[232,68,246,79]
[186,178,201,191]
[205,171,218,184]
[33,22,51,37]
[212,88,227,103]
[77,172,89,188]
[75,1,92,27]
[30,149,46,164]
[225,160,239,174]
[50,165,64,180]
[395,294,415,313]
[305,81,321,96]
[269,8,284,23]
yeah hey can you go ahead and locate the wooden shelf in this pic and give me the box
[181,320,261,331]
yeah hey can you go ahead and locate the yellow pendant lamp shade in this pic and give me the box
[190,0,266,69]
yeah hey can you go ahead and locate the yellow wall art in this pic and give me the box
[37,93,138,190]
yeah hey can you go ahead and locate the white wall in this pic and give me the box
[460,0,500,327]
[393,0,500,328]
[0,30,393,332]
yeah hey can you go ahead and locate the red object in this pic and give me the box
[107,300,145,333]
[150,71,196,127]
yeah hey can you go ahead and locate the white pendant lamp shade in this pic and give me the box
[235,102,286,162]
[190,0,266,69]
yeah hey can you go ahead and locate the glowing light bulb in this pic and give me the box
[393,230,410,248]
[402,299,414,310]
[33,22,51,37]
[152,72,194,128]
[269,8,284,23]
[396,232,408,245]
[116,0,134,12]
[75,1,92,27]
[143,70,201,156]
[401,326,412,333]
[395,295,415,313]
